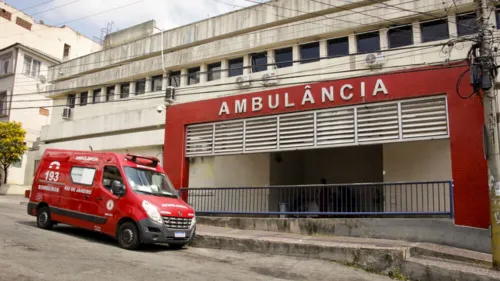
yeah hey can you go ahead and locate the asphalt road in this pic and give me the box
[0,196,394,281]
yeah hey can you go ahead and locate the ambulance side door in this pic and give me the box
[91,165,123,235]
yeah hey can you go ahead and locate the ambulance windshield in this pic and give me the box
[123,167,178,198]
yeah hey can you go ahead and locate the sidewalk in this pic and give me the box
[195,225,500,281]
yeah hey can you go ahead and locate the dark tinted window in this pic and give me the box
[136,79,146,94]
[152,75,163,91]
[327,37,349,57]
[456,13,477,36]
[357,31,380,53]
[388,25,413,48]
[120,83,129,99]
[80,92,88,106]
[169,71,181,87]
[103,166,123,191]
[92,89,100,104]
[275,47,293,68]
[251,52,268,72]
[106,86,115,101]
[421,19,449,42]
[300,42,320,63]
[67,94,76,108]
[207,62,221,81]
[188,67,200,85]
[228,58,243,77]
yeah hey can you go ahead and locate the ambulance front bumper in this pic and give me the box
[137,217,196,245]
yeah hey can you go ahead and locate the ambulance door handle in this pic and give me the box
[96,196,103,201]
[83,194,90,199]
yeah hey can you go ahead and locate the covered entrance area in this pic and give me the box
[164,65,488,229]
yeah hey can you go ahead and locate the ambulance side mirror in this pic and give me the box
[111,180,125,197]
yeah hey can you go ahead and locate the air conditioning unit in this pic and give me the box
[235,75,251,89]
[365,52,386,67]
[261,71,279,86]
[62,107,71,119]
[165,86,175,104]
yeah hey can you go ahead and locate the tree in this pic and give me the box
[0,122,27,184]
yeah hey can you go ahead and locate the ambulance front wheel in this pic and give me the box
[36,206,54,230]
[117,222,141,250]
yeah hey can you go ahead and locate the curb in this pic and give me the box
[192,234,500,281]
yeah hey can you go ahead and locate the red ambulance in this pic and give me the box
[27,149,196,250]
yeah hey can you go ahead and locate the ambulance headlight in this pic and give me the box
[190,216,196,229]
[142,200,163,224]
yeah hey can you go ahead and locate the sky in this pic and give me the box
[4,0,260,41]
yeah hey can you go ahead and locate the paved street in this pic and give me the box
[0,196,393,281]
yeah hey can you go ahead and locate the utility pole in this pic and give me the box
[477,0,500,270]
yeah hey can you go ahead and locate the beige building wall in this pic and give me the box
[383,139,453,213]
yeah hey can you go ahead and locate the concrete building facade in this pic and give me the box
[0,1,102,193]
[39,0,500,229]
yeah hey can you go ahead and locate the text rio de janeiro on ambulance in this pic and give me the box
[218,79,388,116]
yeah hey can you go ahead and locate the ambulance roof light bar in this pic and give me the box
[125,154,159,167]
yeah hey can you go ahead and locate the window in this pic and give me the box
[207,62,221,81]
[228,57,243,77]
[136,79,146,94]
[356,31,380,53]
[169,71,181,87]
[0,91,7,116]
[67,94,76,109]
[388,25,414,48]
[152,75,163,91]
[0,9,12,21]
[327,37,349,57]
[70,167,96,186]
[23,55,41,78]
[274,47,293,68]
[63,44,71,59]
[300,42,320,63]
[496,5,500,29]
[188,67,200,85]
[120,83,130,99]
[251,52,268,72]
[92,89,101,104]
[80,92,88,106]
[456,12,477,36]
[103,166,124,191]
[16,17,32,30]
[106,86,115,101]
[420,19,449,43]
[0,53,12,75]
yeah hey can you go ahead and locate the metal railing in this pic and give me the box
[179,181,453,218]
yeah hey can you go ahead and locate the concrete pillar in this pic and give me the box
[162,73,168,91]
[100,87,106,102]
[243,54,250,75]
[114,84,120,100]
[200,63,208,83]
[412,21,422,44]
[130,81,136,95]
[267,49,275,71]
[292,44,300,69]
[448,15,458,37]
[221,59,228,81]
[87,90,92,104]
[145,76,152,94]
[348,34,357,54]
[75,92,80,106]
[180,68,188,87]
[319,39,328,58]
[380,28,389,50]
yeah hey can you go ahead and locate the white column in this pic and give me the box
[75,92,80,106]
[145,76,152,93]
[200,63,207,83]
[243,54,250,75]
[412,21,422,44]
[292,44,300,73]
[87,90,92,104]
[348,34,357,54]
[100,87,106,102]
[130,81,136,96]
[114,84,120,100]
[221,59,228,81]
[162,73,168,90]
[448,15,458,37]
[180,68,188,87]
[319,39,328,57]
[380,28,389,50]
[267,49,275,71]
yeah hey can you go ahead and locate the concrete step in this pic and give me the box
[194,225,500,281]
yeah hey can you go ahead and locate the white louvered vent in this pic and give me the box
[401,97,448,139]
[186,124,214,155]
[279,112,314,148]
[214,121,244,153]
[316,108,355,146]
[357,103,399,142]
[245,117,278,151]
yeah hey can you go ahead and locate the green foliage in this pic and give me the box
[0,121,27,184]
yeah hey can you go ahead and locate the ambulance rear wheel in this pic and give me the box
[36,207,54,230]
[117,222,140,250]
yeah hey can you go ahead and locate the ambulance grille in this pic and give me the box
[162,217,192,230]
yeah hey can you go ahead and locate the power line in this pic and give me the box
[12,0,443,82]
[0,0,144,39]
[2,0,55,15]
[8,42,449,97]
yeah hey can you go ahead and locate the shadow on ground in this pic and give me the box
[15,220,186,252]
